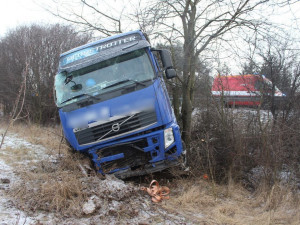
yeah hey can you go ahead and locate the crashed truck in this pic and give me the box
[54,30,184,178]
[211,74,285,107]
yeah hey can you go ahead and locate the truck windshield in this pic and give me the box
[55,49,155,107]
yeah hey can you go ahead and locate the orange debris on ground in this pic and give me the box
[141,180,170,203]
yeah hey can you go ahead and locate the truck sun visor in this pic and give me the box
[59,39,150,73]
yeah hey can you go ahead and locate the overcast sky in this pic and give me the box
[0,0,62,36]
[1,0,300,36]
[1,0,300,74]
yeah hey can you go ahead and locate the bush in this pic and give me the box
[189,100,300,190]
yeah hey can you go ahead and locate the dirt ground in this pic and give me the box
[0,123,299,225]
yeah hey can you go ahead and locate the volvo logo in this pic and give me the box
[97,113,137,141]
[112,123,120,132]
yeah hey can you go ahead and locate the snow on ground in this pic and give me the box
[192,107,274,128]
[0,130,86,225]
[0,129,192,225]
[231,108,273,123]
[1,133,46,151]
[0,131,48,225]
[0,157,26,225]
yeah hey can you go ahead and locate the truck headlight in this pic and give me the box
[164,128,174,149]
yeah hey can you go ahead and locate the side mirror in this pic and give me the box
[160,49,173,69]
[166,68,177,79]
[151,48,177,79]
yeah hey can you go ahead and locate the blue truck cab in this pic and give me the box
[54,30,184,178]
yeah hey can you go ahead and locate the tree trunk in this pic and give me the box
[172,78,181,124]
[181,44,194,147]
[181,80,193,147]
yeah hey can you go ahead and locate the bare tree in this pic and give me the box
[240,30,300,123]
[0,64,27,149]
[40,0,298,146]
[135,0,273,146]
[0,24,91,124]
[43,0,127,36]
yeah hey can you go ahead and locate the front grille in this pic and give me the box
[75,110,157,145]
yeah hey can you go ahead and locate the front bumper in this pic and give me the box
[114,158,180,179]
[88,123,183,178]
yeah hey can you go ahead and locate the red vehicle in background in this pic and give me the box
[211,74,285,107]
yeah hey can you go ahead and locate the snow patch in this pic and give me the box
[0,130,50,225]
[82,197,97,215]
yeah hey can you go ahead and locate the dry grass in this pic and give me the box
[5,121,64,151]
[0,121,96,216]
[0,146,35,164]
[165,178,300,224]
[13,170,85,215]
[8,143,96,216]
[1,121,142,219]
[1,121,299,223]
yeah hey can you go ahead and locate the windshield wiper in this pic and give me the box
[60,93,101,105]
[102,79,146,90]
